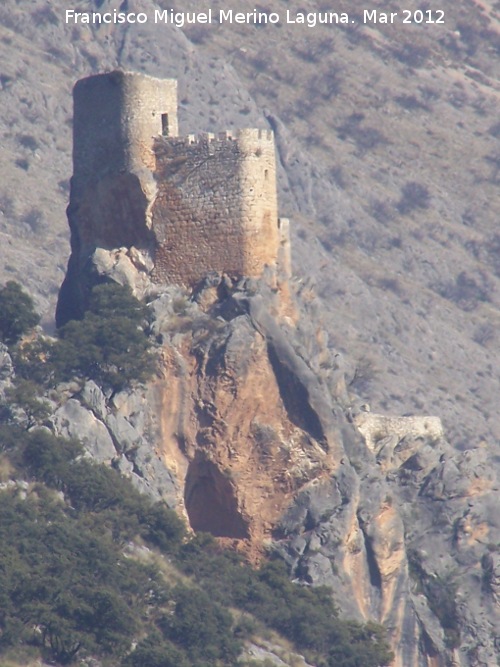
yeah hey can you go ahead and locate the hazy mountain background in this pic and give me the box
[1,0,500,455]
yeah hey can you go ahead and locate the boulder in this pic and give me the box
[52,399,116,463]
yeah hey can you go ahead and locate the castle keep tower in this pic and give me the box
[57,70,288,324]
[73,70,178,186]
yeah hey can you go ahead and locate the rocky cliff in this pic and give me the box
[8,251,498,665]
[2,0,500,664]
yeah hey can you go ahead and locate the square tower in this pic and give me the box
[151,130,280,286]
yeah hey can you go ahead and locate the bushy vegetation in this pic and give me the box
[432,270,494,311]
[0,422,393,667]
[337,113,387,154]
[12,282,156,391]
[2,379,51,429]
[396,181,431,214]
[0,280,39,345]
[178,536,394,667]
[0,490,155,664]
[0,426,217,667]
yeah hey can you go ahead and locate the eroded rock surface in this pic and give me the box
[47,274,500,666]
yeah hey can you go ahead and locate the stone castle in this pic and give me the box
[57,70,290,322]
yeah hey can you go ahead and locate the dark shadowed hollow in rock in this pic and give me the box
[184,455,250,538]
[267,343,326,448]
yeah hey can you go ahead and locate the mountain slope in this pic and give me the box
[2,1,500,665]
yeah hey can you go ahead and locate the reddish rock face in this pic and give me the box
[154,315,338,561]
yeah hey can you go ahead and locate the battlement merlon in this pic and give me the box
[168,128,275,147]
[72,70,178,187]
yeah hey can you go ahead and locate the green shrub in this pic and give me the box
[0,491,155,664]
[0,281,39,345]
[178,538,393,667]
[3,379,51,429]
[0,426,186,665]
[54,284,155,390]
[22,428,82,487]
[396,181,431,214]
[161,585,240,665]
[0,422,394,667]
[123,631,190,667]
[18,428,185,549]
[14,283,156,391]
[432,270,494,312]
[13,337,59,386]
[138,501,186,552]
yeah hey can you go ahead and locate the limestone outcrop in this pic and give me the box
[46,271,500,665]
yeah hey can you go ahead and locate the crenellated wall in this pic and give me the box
[151,129,280,285]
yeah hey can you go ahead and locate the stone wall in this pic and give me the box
[73,71,178,196]
[277,217,292,279]
[59,71,287,321]
[353,406,444,452]
[151,129,280,286]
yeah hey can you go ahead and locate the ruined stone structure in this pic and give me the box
[352,403,444,452]
[152,129,281,285]
[57,70,289,323]
[72,70,178,185]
